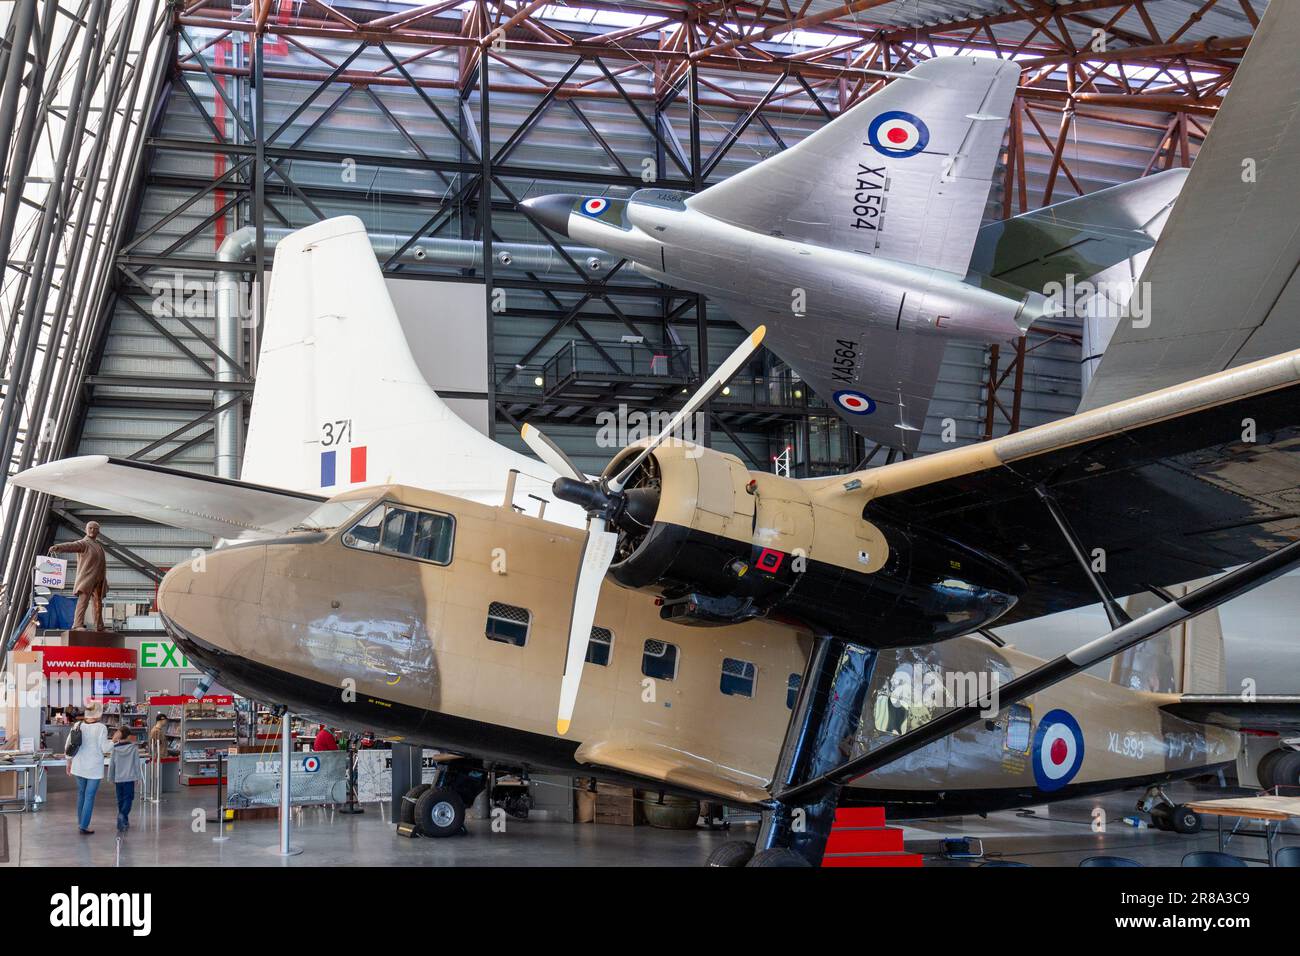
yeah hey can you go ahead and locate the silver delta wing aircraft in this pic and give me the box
[523,55,1185,453]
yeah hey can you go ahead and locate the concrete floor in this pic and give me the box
[3,777,1296,867]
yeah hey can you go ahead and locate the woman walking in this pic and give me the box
[66,699,111,834]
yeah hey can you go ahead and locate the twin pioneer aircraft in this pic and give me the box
[14,25,1300,865]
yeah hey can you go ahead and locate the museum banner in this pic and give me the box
[354,749,440,803]
[40,645,136,679]
[224,750,350,808]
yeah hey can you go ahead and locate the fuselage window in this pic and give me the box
[873,663,939,737]
[586,626,613,666]
[720,657,756,698]
[1005,703,1032,754]
[642,639,678,681]
[343,504,384,551]
[486,602,531,647]
[786,673,801,710]
[343,502,454,565]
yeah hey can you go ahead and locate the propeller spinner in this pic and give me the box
[521,326,766,735]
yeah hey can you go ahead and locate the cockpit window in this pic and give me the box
[343,502,454,565]
[291,498,372,533]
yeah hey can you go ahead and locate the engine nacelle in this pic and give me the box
[603,442,1024,648]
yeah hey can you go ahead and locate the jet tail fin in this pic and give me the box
[686,56,1020,275]
[1110,582,1226,694]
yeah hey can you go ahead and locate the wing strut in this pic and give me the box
[1033,484,1131,629]
[775,537,1300,805]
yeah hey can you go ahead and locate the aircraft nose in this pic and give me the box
[157,545,267,658]
[520,194,577,237]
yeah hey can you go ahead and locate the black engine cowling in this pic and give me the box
[596,445,1024,648]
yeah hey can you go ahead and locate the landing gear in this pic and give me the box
[1140,786,1202,834]
[748,847,811,868]
[750,635,876,868]
[1260,749,1300,789]
[706,841,755,867]
[402,761,488,838]
[1150,803,1202,834]
[1256,748,1286,789]
[399,783,432,828]
[415,787,466,837]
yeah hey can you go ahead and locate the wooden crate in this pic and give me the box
[593,783,637,826]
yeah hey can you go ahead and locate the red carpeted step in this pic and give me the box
[822,852,924,868]
[833,806,886,828]
[825,826,904,854]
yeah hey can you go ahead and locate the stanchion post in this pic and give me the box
[212,750,229,842]
[339,738,365,814]
[273,713,301,856]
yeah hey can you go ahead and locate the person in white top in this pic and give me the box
[66,699,112,834]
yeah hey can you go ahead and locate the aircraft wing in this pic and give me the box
[688,56,1020,275]
[817,347,1300,626]
[574,735,770,806]
[11,456,326,541]
[1080,0,1300,410]
[717,298,946,450]
[1160,695,1300,734]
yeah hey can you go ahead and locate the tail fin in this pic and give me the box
[242,216,582,523]
[686,55,1020,275]
[1111,582,1226,693]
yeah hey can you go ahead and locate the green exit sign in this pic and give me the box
[139,641,189,668]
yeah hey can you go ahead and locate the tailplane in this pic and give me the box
[969,167,1187,294]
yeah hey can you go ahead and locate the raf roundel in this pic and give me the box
[580,197,610,218]
[1032,709,1085,792]
[833,389,876,415]
[303,755,321,773]
[867,110,930,159]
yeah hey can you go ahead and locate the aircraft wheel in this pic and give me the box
[1270,751,1300,788]
[1149,804,1173,831]
[400,784,432,827]
[1169,805,1203,835]
[706,841,755,867]
[415,787,466,838]
[1255,749,1286,789]
[746,847,811,868]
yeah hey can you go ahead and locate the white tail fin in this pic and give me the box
[1111,583,1226,693]
[686,55,1020,274]
[242,216,583,524]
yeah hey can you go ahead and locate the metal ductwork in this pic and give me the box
[212,227,618,478]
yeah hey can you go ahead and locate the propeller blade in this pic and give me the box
[609,325,765,491]
[521,422,584,481]
[556,519,619,735]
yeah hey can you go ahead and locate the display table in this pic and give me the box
[0,751,51,812]
[1186,794,1300,865]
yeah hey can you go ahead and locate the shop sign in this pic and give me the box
[34,555,67,588]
